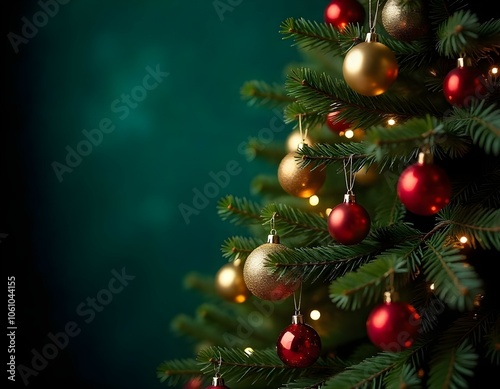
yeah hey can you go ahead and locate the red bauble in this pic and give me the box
[443,59,487,107]
[328,194,371,245]
[397,160,451,216]
[326,111,352,133]
[324,0,366,30]
[277,315,321,368]
[184,377,203,389]
[366,301,421,352]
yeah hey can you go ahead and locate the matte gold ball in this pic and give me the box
[215,259,251,303]
[278,151,326,198]
[342,41,399,96]
[381,0,429,41]
[243,243,300,301]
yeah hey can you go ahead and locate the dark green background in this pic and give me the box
[5,1,324,387]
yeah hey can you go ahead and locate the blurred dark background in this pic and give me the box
[3,1,324,388]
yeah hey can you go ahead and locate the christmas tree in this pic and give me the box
[157,0,499,388]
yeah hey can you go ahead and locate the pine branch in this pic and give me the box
[266,241,381,284]
[217,195,264,227]
[260,203,331,246]
[421,231,484,311]
[444,100,500,156]
[156,358,202,386]
[437,204,500,250]
[428,339,478,389]
[383,362,423,389]
[221,236,262,261]
[321,349,419,389]
[285,68,442,131]
[280,17,363,56]
[372,172,406,227]
[240,80,294,108]
[484,317,500,365]
[329,250,417,310]
[197,346,336,388]
[283,101,326,130]
[437,10,500,58]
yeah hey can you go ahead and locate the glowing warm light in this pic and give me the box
[387,118,396,126]
[326,207,332,216]
[309,195,320,206]
[430,283,435,290]
[310,310,321,320]
[218,268,234,287]
[372,310,389,328]
[344,129,354,138]
[459,236,468,244]
[491,66,498,75]
[235,294,247,303]
[244,347,254,356]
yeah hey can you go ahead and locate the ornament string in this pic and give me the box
[293,283,303,315]
[270,212,277,235]
[298,114,308,145]
[343,154,355,195]
[213,351,223,379]
[368,0,381,33]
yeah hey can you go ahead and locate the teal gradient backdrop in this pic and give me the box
[8,1,324,387]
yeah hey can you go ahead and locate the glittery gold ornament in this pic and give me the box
[381,0,429,42]
[286,130,313,153]
[215,259,251,303]
[243,233,300,301]
[342,33,399,96]
[278,145,326,198]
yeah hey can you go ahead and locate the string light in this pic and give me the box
[310,310,321,320]
[244,347,254,356]
[325,207,332,216]
[459,236,468,244]
[429,283,435,291]
[309,195,320,206]
[344,129,354,138]
[490,66,498,76]
[387,118,396,126]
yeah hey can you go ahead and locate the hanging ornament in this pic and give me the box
[343,0,398,96]
[443,56,488,107]
[243,214,300,301]
[366,291,421,351]
[328,156,371,245]
[381,0,430,41]
[397,150,452,216]
[215,258,251,303]
[324,0,366,30]
[278,115,327,198]
[326,111,352,134]
[205,355,230,389]
[277,287,322,368]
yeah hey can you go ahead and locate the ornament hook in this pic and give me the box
[298,113,308,147]
[368,0,381,33]
[293,282,303,315]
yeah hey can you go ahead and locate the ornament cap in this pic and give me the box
[343,193,356,204]
[417,151,433,165]
[291,314,305,325]
[457,57,472,68]
[365,32,379,42]
[267,233,280,244]
[212,375,225,386]
[297,141,307,150]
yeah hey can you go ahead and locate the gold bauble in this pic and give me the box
[342,33,398,96]
[381,0,429,42]
[278,150,326,198]
[243,237,300,301]
[215,259,251,303]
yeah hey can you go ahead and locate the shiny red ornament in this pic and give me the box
[324,0,366,30]
[397,156,451,216]
[443,58,487,107]
[328,194,371,245]
[277,314,321,368]
[326,111,352,134]
[366,300,421,352]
